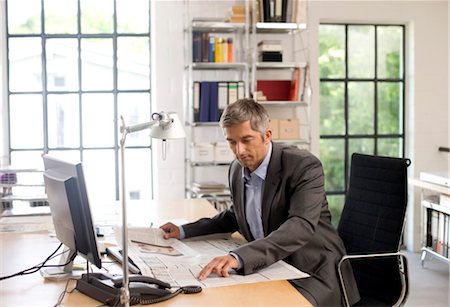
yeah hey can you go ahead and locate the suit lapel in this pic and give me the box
[261,143,283,235]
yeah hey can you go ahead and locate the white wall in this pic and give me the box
[152,0,449,251]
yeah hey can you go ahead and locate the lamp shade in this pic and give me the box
[149,112,186,140]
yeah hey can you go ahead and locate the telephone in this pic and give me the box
[76,273,202,306]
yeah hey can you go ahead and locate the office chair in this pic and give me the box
[337,153,411,307]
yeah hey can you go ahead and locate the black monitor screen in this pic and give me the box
[43,155,101,270]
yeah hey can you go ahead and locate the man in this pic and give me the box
[161,98,360,306]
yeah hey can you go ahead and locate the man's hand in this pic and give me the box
[198,255,238,280]
[159,222,180,239]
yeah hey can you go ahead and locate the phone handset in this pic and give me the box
[111,275,202,305]
[111,275,171,288]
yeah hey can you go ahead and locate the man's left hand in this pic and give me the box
[197,255,238,280]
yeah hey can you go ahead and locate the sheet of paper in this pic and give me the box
[126,233,310,288]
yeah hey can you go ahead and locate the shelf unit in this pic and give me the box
[183,0,311,205]
[411,178,450,267]
[0,168,48,216]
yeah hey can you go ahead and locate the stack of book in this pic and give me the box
[192,181,227,195]
[257,40,282,62]
[192,32,234,63]
[227,4,246,23]
[255,0,306,23]
[193,81,245,122]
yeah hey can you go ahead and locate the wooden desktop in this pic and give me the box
[0,198,311,306]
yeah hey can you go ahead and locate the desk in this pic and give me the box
[0,198,311,306]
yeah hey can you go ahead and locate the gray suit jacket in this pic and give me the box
[184,143,360,306]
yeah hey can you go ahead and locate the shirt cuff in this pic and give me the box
[229,252,243,270]
[178,225,186,239]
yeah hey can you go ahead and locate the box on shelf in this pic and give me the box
[191,143,214,163]
[269,118,280,140]
[257,40,282,52]
[279,119,299,139]
[256,80,291,101]
[258,51,283,62]
[214,142,234,163]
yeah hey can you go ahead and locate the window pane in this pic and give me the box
[81,39,113,90]
[378,82,402,134]
[83,150,116,204]
[348,82,374,135]
[348,25,374,78]
[46,39,79,91]
[47,150,81,162]
[47,94,80,148]
[7,0,41,34]
[377,26,403,79]
[320,82,345,135]
[82,94,114,147]
[80,0,114,34]
[378,138,402,157]
[9,94,43,149]
[348,138,374,163]
[44,0,78,34]
[319,25,345,79]
[125,149,152,200]
[8,38,42,92]
[118,93,152,147]
[320,138,345,192]
[117,37,150,90]
[327,194,345,228]
[117,0,150,33]
[11,151,44,169]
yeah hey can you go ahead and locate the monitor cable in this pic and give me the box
[0,243,76,281]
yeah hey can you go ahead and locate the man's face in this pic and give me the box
[225,120,271,172]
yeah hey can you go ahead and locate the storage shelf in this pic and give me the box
[422,200,450,216]
[192,21,246,32]
[255,22,307,32]
[258,101,308,106]
[256,62,307,69]
[191,62,248,70]
[184,0,311,201]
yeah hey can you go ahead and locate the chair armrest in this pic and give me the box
[337,252,409,307]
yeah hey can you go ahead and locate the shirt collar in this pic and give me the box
[242,142,273,182]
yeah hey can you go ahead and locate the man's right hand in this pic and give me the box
[160,222,181,239]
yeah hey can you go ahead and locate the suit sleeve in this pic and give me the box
[233,154,325,275]
[182,207,240,238]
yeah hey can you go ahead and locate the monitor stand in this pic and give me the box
[40,246,82,280]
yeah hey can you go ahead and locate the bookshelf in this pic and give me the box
[0,168,48,216]
[183,0,311,204]
[411,178,450,267]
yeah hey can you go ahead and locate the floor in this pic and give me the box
[404,250,449,307]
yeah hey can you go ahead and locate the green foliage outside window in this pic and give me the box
[319,24,404,227]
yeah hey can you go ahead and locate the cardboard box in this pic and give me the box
[279,119,299,139]
[214,142,234,163]
[191,143,214,162]
[269,118,280,139]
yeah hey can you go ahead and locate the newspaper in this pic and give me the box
[122,227,309,288]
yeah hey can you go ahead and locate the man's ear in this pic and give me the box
[264,129,272,144]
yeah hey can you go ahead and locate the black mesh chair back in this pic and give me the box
[338,153,411,306]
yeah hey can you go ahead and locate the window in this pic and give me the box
[319,24,405,226]
[5,0,152,203]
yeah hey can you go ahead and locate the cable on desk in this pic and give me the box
[0,243,76,281]
[52,277,77,307]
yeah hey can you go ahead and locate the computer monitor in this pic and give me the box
[42,154,101,279]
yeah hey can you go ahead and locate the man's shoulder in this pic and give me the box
[274,143,317,160]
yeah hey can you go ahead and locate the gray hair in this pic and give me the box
[219,98,270,135]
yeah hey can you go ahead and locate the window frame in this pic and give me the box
[4,0,152,201]
[319,23,406,212]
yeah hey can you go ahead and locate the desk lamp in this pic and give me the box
[119,111,185,307]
